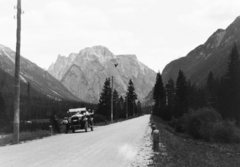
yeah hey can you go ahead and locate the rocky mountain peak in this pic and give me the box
[117,54,137,60]
[75,45,116,66]
[48,45,156,103]
[79,45,114,57]
[57,54,65,58]
[205,28,226,48]
[234,15,240,23]
[162,15,240,87]
[56,54,66,62]
[225,15,240,34]
[0,44,5,49]
[0,43,80,101]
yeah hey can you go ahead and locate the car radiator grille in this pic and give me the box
[71,117,79,125]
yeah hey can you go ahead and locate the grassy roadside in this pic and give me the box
[0,116,141,147]
[149,116,240,167]
[0,130,51,147]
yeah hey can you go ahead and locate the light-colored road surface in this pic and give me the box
[0,115,151,167]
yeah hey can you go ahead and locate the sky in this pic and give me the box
[0,0,240,72]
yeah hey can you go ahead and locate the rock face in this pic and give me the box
[162,16,240,86]
[0,44,80,101]
[48,45,156,103]
[142,88,154,106]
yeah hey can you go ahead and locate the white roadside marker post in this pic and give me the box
[153,129,159,152]
[49,125,53,136]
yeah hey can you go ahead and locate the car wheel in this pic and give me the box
[85,122,88,132]
[71,127,75,133]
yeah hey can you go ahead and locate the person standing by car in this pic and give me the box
[90,110,94,119]
[88,109,94,127]
[64,112,72,133]
[53,115,60,133]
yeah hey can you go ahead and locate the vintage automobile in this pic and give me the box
[63,108,94,133]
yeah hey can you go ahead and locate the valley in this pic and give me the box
[1,1,240,166]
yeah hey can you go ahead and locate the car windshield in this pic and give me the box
[68,111,86,115]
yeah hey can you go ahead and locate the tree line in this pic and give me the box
[152,43,240,123]
[0,69,144,130]
[96,78,143,121]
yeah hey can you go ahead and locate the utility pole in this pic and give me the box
[111,76,113,123]
[27,82,30,119]
[126,95,128,119]
[13,0,21,144]
[111,63,118,123]
[133,100,135,117]
[133,100,137,117]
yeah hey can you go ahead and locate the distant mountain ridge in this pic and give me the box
[143,16,240,106]
[162,16,240,86]
[48,45,156,103]
[0,44,81,101]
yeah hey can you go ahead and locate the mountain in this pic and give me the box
[142,88,154,106]
[48,45,156,103]
[0,44,81,101]
[162,16,240,86]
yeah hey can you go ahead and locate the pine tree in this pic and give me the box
[124,96,128,118]
[113,89,120,120]
[220,43,240,120]
[166,78,175,107]
[118,96,125,118]
[206,71,218,108]
[165,78,175,120]
[0,92,8,127]
[137,101,143,116]
[97,78,112,119]
[174,70,188,118]
[126,79,137,117]
[187,80,199,110]
[153,72,165,117]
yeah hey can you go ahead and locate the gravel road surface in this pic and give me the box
[0,115,151,167]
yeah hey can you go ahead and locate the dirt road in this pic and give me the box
[0,115,151,167]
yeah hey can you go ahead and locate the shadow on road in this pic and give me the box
[65,130,93,134]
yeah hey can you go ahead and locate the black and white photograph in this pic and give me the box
[0,0,240,166]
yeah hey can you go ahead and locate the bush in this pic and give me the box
[183,108,221,139]
[211,121,235,143]
[181,108,240,143]
[93,114,106,123]
[20,122,50,132]
[168,117,185,133]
